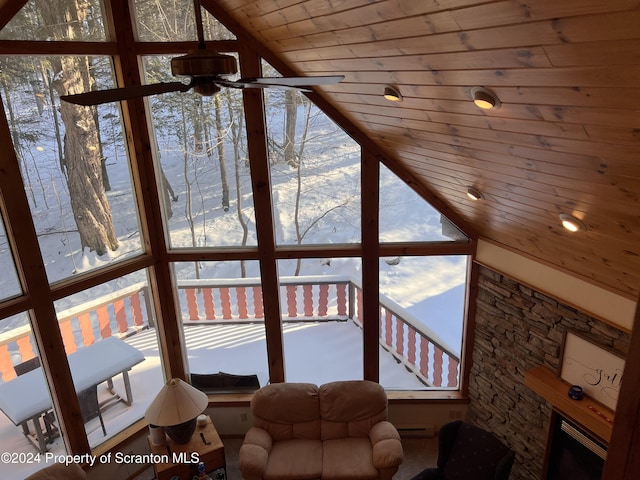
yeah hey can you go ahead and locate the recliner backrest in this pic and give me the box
[319,380,388,440]
[250,382,320,441]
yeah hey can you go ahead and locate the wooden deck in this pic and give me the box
[0,319,426,478]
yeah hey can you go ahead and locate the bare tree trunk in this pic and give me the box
[42,1,118,256]
[224,89,249,277]
[179,98,200,277]
[53,57,118,256]
[284,90,298,167]
[0,69,40,207]
[294,101,313,276]
[38,62,65,179]
[91,104,110,191]
[214,94,230,211]
[193,97,205,153]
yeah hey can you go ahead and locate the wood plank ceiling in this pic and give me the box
[208,0,640,299]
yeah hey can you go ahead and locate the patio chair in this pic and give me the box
[14,357,59,444]
[410,421,514,480]
[77,385,106,436]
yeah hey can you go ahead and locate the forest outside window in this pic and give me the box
[0,54,143,284]
[133,0,235,42]
[263,61,362,247]
[0,0,108,42]
[142,55,257,249]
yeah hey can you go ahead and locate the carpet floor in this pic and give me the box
[133,436,438,479]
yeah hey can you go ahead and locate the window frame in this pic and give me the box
[0,0,478,458]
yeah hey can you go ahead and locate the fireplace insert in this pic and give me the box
[546,413,607,480]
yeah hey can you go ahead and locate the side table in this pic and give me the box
[148,417,225,480]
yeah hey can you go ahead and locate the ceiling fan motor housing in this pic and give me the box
[170,50,238,78]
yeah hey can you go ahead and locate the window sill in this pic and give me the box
[204,390,469,407]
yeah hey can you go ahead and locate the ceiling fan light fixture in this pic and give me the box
[559,213,586,232]
[383,85,403,102]
[466,186,484,201]
[471,86,500,110]
[170,51,238,78]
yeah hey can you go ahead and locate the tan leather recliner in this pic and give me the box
[239,380,403,480]
[25,462,86,480]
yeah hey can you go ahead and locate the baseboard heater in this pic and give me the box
[397,425,435,438]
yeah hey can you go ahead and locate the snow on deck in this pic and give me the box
[1,319,424,479]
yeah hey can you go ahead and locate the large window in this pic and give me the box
[0,313,70,478]
[143,55,257,249]
[0,2,474,476]
[133,0,235,42]
[173,260,269,387]
[264,62,362,246]
[1,55,142,284]
[379,163,468,243]
[52,271,163,448]
[378,255,468,390]
[0,0,108,42]
[278,258,363,384]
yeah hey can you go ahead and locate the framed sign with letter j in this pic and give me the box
[559,331,625,411]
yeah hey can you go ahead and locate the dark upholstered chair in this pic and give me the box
[410,421,515,480]
[78,385,106,436]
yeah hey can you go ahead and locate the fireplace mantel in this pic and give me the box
[524,365,614,443]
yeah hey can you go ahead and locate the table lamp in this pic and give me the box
[145,378,209,444]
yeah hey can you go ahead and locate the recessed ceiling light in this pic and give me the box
[559,213,586,232]
[466,186,484,201]
[383,85,402,102]
[471,86,500,110]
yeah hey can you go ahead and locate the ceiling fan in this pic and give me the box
[60,0,344,106]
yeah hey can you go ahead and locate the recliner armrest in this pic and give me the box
[369,421,404,469]
[239,427,273,479]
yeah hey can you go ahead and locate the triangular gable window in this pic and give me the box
[379,163,468,243]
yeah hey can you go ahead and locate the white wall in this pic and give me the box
[476,239,636,332]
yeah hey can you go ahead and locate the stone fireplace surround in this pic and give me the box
[467,266,630,480]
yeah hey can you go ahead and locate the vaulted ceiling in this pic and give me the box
[1,0,639,301]
[206,0,640,300]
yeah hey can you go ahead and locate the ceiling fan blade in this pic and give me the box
[219,75,345,91]
[60,82,192,106]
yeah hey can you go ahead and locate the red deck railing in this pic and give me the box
[0,277,460,388]
[0,284,150,383]
[177,276,459,388]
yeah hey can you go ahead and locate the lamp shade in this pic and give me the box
[145,378,208,427]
